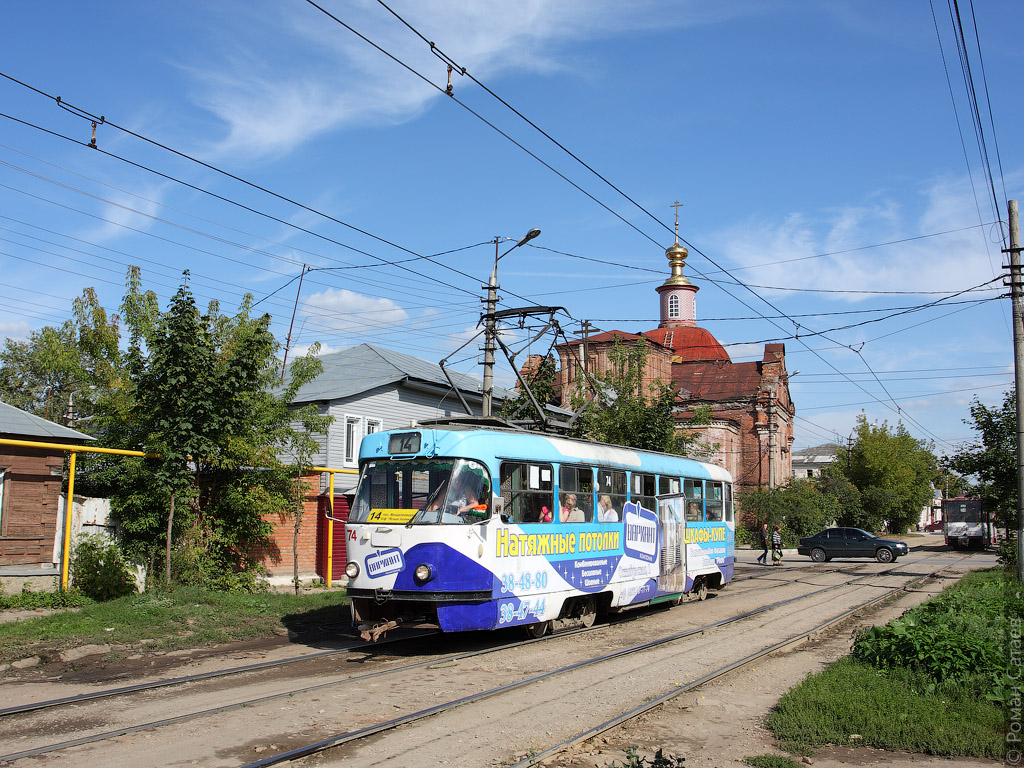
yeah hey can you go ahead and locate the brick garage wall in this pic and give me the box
[250,474,341,583]
[0,445,63,567]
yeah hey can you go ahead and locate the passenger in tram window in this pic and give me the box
[560,493,584,523]
[686,501,702,522]
[538,504,553,523]
[597,495,618,523]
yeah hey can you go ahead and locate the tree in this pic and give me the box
[87,272,330,588]
[570,338,684,454]
[275,343,332,594]
[737,479,829,546]
[814,462,863,528]
[0,288,122,427]
[498,354,560,423]
[943,391,1017,529]
[843,414,936,533]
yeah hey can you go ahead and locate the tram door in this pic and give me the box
[657,494,687,595]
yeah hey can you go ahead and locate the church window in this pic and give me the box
[668,294,679,318]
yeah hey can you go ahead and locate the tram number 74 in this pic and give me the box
[500,571,549,593]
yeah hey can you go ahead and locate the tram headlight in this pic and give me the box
[345,562,360,579]
[413,563,433,585]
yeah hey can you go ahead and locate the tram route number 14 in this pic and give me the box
[500,571,549,593]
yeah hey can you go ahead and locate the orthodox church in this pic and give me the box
[554,224,796,493]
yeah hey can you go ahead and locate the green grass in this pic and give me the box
[766,568,1016,760]
[0,587,350,664]
[742,756,801,768]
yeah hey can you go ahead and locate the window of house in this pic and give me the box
[344,416,361,466]
[501,462,554,524]
[668,294,679,318]
[365,418,382,436]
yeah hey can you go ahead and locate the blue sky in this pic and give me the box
[1,1,1020,454]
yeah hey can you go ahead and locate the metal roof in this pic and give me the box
[0,400,95,442]
[285,343,510,404]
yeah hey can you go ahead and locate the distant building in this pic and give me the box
[555,223,797,501]
[791,444,840,479]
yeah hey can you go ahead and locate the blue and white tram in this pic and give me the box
[343,425,735,641]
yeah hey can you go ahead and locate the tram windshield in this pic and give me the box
[349,458,491,525]
[945,500,982,524]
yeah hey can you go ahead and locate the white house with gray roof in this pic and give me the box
[285,344,509,492]
[791,443,840,479]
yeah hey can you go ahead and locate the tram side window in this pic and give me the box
[632,473,657,514]
[706,481,724,521]
[684,478,704,522]
[560,465,594,522]
[724,483,734,522]
[597,469,626,523]
[659,476,681,496]
[501,462,554,524]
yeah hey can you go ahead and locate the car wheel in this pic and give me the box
[876,547,894,563]
[810,547,827,563]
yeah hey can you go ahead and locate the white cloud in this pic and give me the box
[78,183,167,244]
[302,287,409,334]
[180,0,748,160]
[0,320,33,342]
[705,177,1007,302]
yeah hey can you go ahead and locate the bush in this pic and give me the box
[0,581,92,610]
[71,535,137,601]
[996,536,1017,570]
[851,569,1020,706]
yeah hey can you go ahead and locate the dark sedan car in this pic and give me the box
[797,527,909,563]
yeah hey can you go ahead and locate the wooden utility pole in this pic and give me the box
[281,265,308,381]
[1006,200,1024,582]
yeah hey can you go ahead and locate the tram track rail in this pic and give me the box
[234,557,949,768]
[509,565,940,768]
[0,630,440,719]
[0,553,959,765]
[0,561,857,721]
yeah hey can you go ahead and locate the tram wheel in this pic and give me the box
[525,621,550,639]
[694,577,708,601]
[579,595,598,628]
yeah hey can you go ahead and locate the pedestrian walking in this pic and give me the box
[771,525,783,566]
[756,522,770,565]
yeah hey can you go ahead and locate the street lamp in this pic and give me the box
[481,228,541,417]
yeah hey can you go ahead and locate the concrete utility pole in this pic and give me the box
[1006,200,1024,582]
[481,228,540,417]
